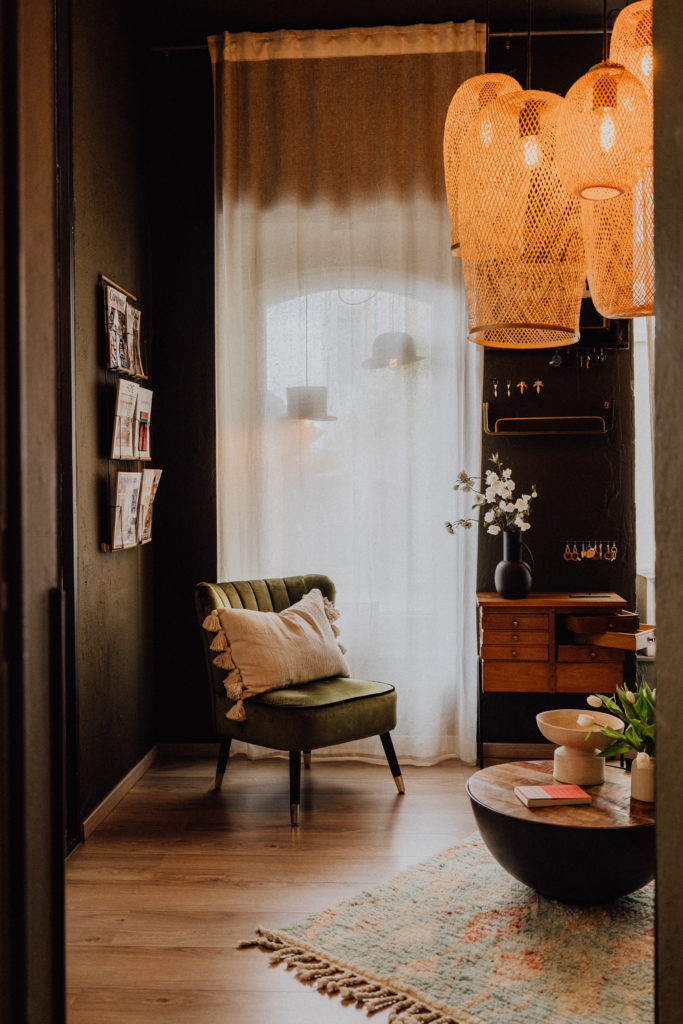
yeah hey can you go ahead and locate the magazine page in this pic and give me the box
[111,378,139,458]
[126,304,146,379]
[105,285,130,372]
[137,468,162,544]
[134,387,153,460]
[112,471,142,549]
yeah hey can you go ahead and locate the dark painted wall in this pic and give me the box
[141,0,636,742]
[72,0,157,818]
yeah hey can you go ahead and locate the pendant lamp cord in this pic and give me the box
[526,0,532,89]
[602,0,608,62]
[305,292,309,386]
[485,0,490,74]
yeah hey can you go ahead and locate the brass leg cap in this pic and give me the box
[213,772,225,791]
[290,803,300,826]
[394,775,405,795]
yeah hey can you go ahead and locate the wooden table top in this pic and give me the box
[467,760,655,829]
[476,592,627,611]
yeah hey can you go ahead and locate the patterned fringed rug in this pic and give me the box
[241,833,654,1024]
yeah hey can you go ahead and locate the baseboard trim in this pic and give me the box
[483,742,555,760]
[156,741,220,759]
[81,745,159,840]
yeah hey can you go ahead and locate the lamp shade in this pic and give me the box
[362,332,424,369]
[286,386,337,421]
[443,73,521,255]
[580,1,654,318]
[458,90,586,348]
[610,0,653,103]
[555,62,649,201]
[581,164,653,318]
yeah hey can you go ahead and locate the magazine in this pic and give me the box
[112,471,142,549]
[134,387,153,460]
[127,304,146,379]
[137,468,162,544]
[105,284,129,371]
[111,378,139,458]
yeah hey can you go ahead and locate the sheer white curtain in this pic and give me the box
[209,22,484,764]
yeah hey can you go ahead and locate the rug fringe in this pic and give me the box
[242,927,463,1023]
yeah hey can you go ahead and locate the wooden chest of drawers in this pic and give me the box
[477,592,637,694]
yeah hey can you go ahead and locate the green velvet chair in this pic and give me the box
[195,573,404,825]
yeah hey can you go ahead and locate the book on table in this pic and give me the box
[514,783,591,807]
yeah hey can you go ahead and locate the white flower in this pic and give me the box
[502,467,512,479]
[514,514,528,529]
[635,751,652,768]
[515,496,530,511]
[485,486,498,503]
[487,524,501,535]
[501,501,515,513]
[587,694,602,708]
[624,690,636,704]
[474,494,485,504]
[484,509,496,524]
[577,714,596,728]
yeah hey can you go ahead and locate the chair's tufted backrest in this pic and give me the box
[194,575,336,711]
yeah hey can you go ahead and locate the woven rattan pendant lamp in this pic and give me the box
[458,89,586,348]
[555,61,649,201]
[443,73,521,255]
[580,0,653,318]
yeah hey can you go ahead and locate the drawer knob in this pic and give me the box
[512,634,519,642]
[590,650,597,660]
[511,650,518,658]
[511,619,519,628]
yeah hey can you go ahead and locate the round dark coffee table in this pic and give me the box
[467,760,655,905]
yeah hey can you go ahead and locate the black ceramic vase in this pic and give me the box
[494,530,533,599]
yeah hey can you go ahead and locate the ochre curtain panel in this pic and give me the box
[210,22,484,764]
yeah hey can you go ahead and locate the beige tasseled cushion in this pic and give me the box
[202,588,349,721]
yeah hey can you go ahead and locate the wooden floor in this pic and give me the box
[65,754,479,1024]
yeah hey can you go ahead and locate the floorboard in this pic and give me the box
[66,755,479,1024]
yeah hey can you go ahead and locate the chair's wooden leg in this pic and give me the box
[303,750,311,769]
[289,750,301,825]
[380,732,405,794]
[214,739,232,791]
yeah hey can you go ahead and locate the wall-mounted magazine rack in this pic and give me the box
[99,272,160,552]
[482,401,614,436]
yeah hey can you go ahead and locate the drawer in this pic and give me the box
[481,612,549,631]
[556,644,623,663]
[574,626,655,652]
[564,611,640,634]
[482,662,551,692]
[481,645,548,661]
[482,629,549,645]
[556,663,622,692]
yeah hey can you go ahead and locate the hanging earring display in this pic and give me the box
[562,541,618,562]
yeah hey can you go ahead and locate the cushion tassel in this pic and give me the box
[213,650,236,671]
[202,610,221,632]
[338,643,347,655]
[330,622,341,637]
[209,630,229,652]
[224,676,244,701]
[323,596,340,623]
[225,699,246,722]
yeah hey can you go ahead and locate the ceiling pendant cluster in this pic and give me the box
[443,0,653,347]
